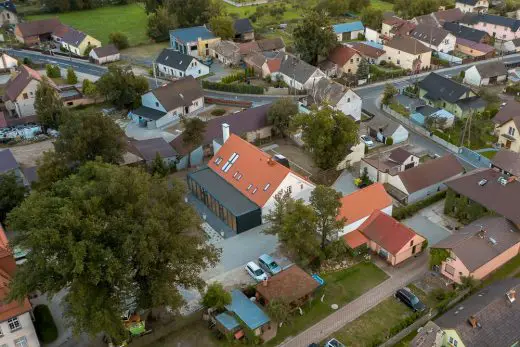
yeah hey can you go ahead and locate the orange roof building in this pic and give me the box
[188,134,315,234]
[338,183,393,236]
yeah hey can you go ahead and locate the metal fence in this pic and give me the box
[458,147,492,168]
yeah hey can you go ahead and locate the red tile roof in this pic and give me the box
[358,210,421,255]
[328,46,359,66]
[337,183,393,224]
[343,230,369,249]
[266,58,281,73]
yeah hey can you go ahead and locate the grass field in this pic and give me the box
[27,4,149,46]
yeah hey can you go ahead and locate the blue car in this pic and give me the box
[258,254,282,275]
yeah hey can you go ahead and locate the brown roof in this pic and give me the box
[445,168,520,225]
[383,16,406,26]
[328,45,360,66]
[434,8,465,23]
[92,44,119,58]
[266,58,281,73]
[151,76,203,111]
[397,154,464,194]
[433,216,520,271]
[3,65,48,102]
[52,23,70,38]
[388,147,414,164]
[255,265,319,304]
[348,42,386,59]
[492,149,520,177]
[493,101,520,125]
[16,18,61,38]
[256,37,285,51]
[385,35,431,55]
[238,41,260,55]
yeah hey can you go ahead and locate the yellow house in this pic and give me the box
[497,117,520,153]
[61,27,101,56]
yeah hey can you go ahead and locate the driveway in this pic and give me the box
[403,215,452,246]
[125,122,178,142]
[332,170,358,196]
[206,61,236,82]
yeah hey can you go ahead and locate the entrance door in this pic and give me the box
[412,245,417,254]
[506,140,512,149]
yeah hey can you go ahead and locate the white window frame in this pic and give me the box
[8,317,21,332]
[14,336,28,347]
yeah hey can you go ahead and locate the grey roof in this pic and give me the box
[256,37,285,51]
[475,61,508,78]
[278,54,319,85]
[233,18,253,34]
[445,168,520,225]
[388,147,414,164]
[92,44,119,58]
[0,149,18,173]
[410,24,451,46]
[394,94,426,112]
[130,106,166,121]
[492,149,520,177]
[310,78,347,107]
[60,26,87,47]
[443,22,488,42]
[367,116,401,136]
[188,166,260,216]
[493,101,520,125]
[131,138,177,161]
[464,13,520,31]
[151,76,203,112]
[22,166,38,185]
[435,278,520,347]
[419,73,470,103]
[434,217,520,271]
[416,105,440,117]
[212,40,240,59]
[456,96,487,111]
[156,49,197,71]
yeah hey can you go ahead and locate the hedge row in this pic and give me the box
[393,190,447,221]
[202,80,264,94]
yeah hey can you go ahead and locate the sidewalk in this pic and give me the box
[279,254,429,347]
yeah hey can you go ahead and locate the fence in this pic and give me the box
[434,51,463,65]
[458,146,492,168]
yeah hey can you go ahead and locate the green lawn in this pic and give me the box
[264,262,389,346]
[484,254,520,285]
[480,150,497,159]
[27,4,149,46]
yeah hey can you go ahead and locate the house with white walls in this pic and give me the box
[463,61,508,86]
[455,0,489,13]
[308,78,362,121]
[155,48,209,79]
[270,54,326,91]
[409,24,457,53]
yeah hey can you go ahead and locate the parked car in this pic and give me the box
[360,135,374,147]
[325,338,345,347]
[395,288,426,312]
[245,261,268,282]
[258,254,282,275]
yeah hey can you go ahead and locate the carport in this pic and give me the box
[403,215,451,246]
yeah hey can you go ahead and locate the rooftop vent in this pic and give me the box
[468,316,481,329]
[489,237,497,245]
[498,177,508,186]
[507,289,516,303]
[478,179,488,186]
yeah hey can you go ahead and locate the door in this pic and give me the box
[412,245,417,254]
[506,140,512,149]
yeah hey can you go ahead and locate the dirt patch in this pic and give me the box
[8,140,54,167]
[264,140,320,177]
[121,42,169,60]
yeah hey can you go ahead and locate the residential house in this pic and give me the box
[383,35,432,71]
[491,149,520,176]
[130,138,177,167]
[418,72,487,117]
[155,48,209,79]
[233,18,254,41]
[409,24,456,53]
[443,22,491,43]
[413,8,465,27]
[89,44,120,64]
[456,0,489,13]
[381,16,416,39]
[454,37,495,57]
[243,51,283,78]
[187,134,315,233]
[255,37,286,52]
[0,52,17,70]
[128,76,203,129]
[360,147,420,184]
[307,78,362,121]
[462,13,520,40]
[332,21,365,41]
[495,116,520,151]
[170,104,273,169]
[344,210,425,265]
[337,183,393,236]
[347,42,386,64]
[463,61,508,86]
[323,45,362,77]
[59,26,100,56]
[214,289,274,342]
[364,27,382,44]
[0,224,40,347]
[14,18,61,45]
[210,40,241,66]
[3,65,56,118]
[0,7,17,26]
[366,116,409,144]
[255,265,319,307]
[271,54,326,91]
[59,86,95,108]
[433,216,520,284]
[385,154,464,204]
[410,321,445,347]
[169,26,220,58]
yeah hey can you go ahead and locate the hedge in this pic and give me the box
[392,190,447,221]
[202,80,264,94]
[33,304,58,343]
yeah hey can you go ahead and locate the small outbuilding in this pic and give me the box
[89,45,120,64]
[463,61,508,86]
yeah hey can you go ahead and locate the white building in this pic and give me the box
[155,48,209,79]
[0,53,18,70]
[309,78,362,121]
[409,24,457,53]
[271,54,326,91]
[89,45,120,64]
[455,0,489,13]
[463,61,508,86]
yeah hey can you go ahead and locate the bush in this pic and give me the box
[46,64,61,78]
[211,109,226,116]
[221,72,245,84]
[392,190,447,221]
[66,67,78,84]
[33,305,58,343]
[109,32,130,50]
[385,136,394,145]
[202,80,264,94]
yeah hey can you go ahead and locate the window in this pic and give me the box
[214,157,223,165]
[8,317,21,332]
[509,127,516,136]
[410,240,413,246]
[454,340,458,346]
[0,325,3,337]
[155,102,159,107]
[30,92,33,96]
[398,50,400,54]
[252,188,258,194]
[22,93,28,100]
[263,183,270,191]
[356,57,359,62]
[347,98,350,102]
[449,337,454,344]
[67,101,73,106]
[445,264,455,276]
[348,69,351,73]
[246,184,253,191]
[14,337,28,347]
[397,59,400,65]
[198,69,201,74]
[350,59,353,63]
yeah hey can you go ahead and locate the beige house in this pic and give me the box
[0,8,18,25]
[60,27,100,56]
[383,35,432,71]
[323,45,362,77]
[496,117,520,152]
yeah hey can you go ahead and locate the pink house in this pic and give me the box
[433,217,520,284]
[463,14,520,41]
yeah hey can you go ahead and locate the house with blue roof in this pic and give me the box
[332,21,365,41]
[169,25,221,58]
[214,289,274,342]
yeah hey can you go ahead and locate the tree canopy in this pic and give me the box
[293,107,358,170]
[147,6,178,42]
[209,16,235,40]
[182,118,207,168]
[393,0,446,18]
[293,10,337,65]
[202,282,231,310]
[267,98,299,138]
[382,83,398,106]
[66,68,78,84]
[310,185,345,250]
[35,78,68,130]
[7,162,220,340]
[361,7,384,30]
[96,65,149,109]
[108,32,130,50]
[0,172,27,224]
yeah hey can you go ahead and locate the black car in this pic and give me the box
[395,288,426,312]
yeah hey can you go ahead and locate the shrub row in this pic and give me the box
[392,190,447,221]
[368,311,423,347]
[202,80,264,94]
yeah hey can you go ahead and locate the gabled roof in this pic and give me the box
[492,149,520,177]
[256,37,285,51]
[384,35,431,55]
[366,116,402,136]
[91,44,119,58]
[60,26,87,47]
[225,289,270,330]
[212,40,240,59]
[434,8,465,23]
[445,168,520,225]
[131,138,177,161]
[410,24,451,46]
[233,18,253,34]
[455,37,495,53]
[0,149,18,173]
[169,26,215,43]
[207,134,312,207]
[310,78,348,107]
[397,154,464,194]
[16,18,61,37]
[443,22,488,42]
[3,65,47,102]
[465,13,520,31]
[348,42,385,59]
[493,101,520,125]
[433,216,520,271]
[328,45,360,66]
[474,61,508,78]
[150,76,203,112]
[388,147,414,164]
[278,54,320,85]
[337,183,393,224]
[332,21,364,34]
[358,210,421,255]
[418,72,470,103]
[266,58,281,73]
[343,230,369,249]
[155,49,197,71]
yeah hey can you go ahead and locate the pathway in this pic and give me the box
[279,254,429,347]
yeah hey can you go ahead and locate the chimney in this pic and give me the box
[468,316,481,328]
[222,123,230,143]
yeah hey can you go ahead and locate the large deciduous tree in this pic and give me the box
[202,282,231,310]
[267,98,299,138]
[382,83,398,106]
[293,10,337,65]
[96,65,149,109]
[293,107,358,170]
[7,162,220,340]
[182,118,207,168]
[361,7,383,30]
[147,6,178,42]
[35,79,68,130]
[310,185,345,250]
[209,16,235,40]
[166,0,212,27]
[108,32,130,50]
[0,172,27,224]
